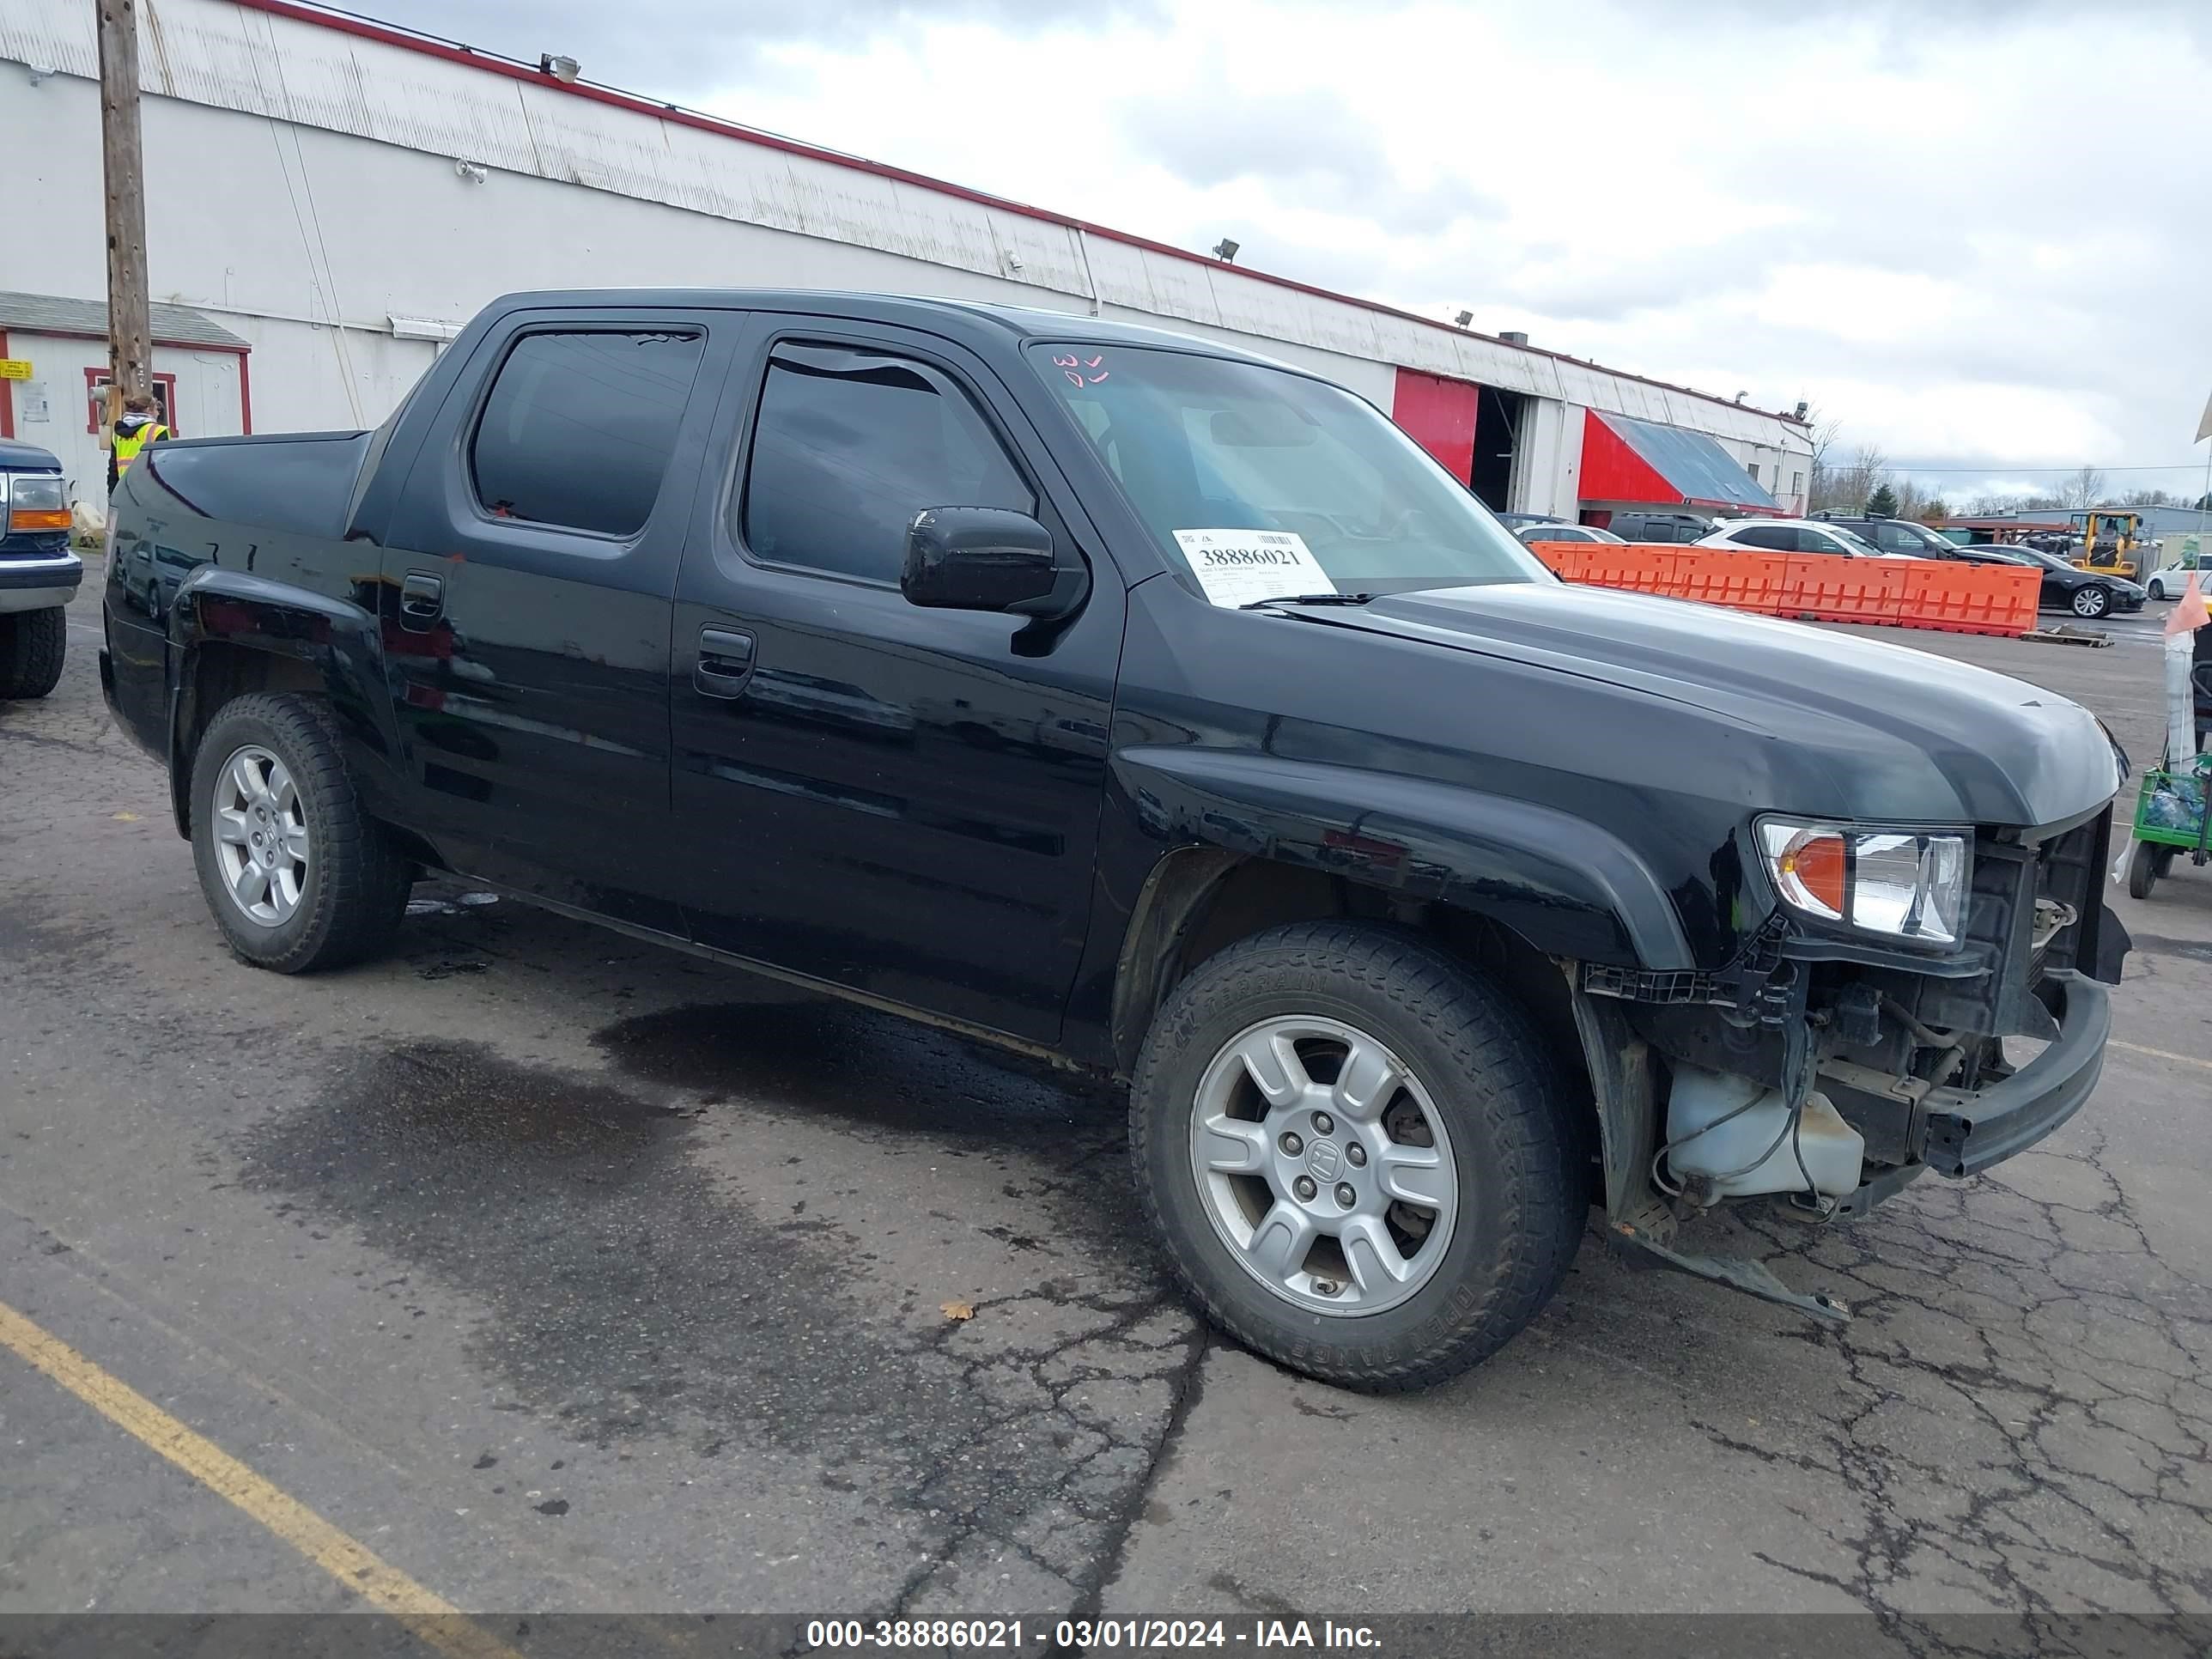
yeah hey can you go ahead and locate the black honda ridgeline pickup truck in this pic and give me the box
[101,291,2130,1390]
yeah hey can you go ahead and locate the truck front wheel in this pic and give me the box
[189,694,412,973]
[0,608,67,700]
[1130,921,1587,1391]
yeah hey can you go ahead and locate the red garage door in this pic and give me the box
[1390,369,1479,484]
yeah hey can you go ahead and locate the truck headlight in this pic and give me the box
[5,472,71,535]
[1757,818,1969,947]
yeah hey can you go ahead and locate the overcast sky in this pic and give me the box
[370,0,2212,504]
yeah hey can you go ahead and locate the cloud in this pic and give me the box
[355,0,1165,94]
[1117,82,1503,238]
[354,0,2211,492]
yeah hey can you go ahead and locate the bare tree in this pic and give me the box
[2057,465,2108,509]
[2121,486,2177,507]
[1803,404,1845,511]
[1814,443,1890,514]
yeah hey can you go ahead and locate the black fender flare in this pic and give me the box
[165,568,399,835]
[1113,745,1695,970]
[1106,746,1698,1218]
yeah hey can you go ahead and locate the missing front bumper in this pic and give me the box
[1920,969,2110,1177]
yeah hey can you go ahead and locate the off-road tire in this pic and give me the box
[1130,921,1588,1392]
[2126,840,2159,901]
[0,607,66,700]
[189,693,412,972]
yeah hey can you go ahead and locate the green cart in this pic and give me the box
[2125,753,2212,899]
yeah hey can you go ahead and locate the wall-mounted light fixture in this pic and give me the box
[390,315,465,343]
[539,53,580,82]
[1211,239,1239,263]
[455,160,488,184]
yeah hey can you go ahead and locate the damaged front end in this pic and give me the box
[1569,802,2130,1324]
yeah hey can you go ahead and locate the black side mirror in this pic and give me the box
[902,507,1078,617]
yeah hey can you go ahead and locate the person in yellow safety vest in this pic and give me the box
[108,392,170,493]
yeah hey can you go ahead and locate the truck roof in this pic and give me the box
[0,438,63,472]
[484,289,1285,366]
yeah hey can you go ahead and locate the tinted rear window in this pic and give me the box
[471,331,704,537]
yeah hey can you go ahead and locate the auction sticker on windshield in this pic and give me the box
[1174,529,1335,607]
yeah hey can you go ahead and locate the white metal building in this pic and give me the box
[0,290,250,498]
[0,0,1811,520]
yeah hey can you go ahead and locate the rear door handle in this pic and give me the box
[694,624,757,699]
[398,571,444,632]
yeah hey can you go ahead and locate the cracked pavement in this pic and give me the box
[3,574,2209,1632]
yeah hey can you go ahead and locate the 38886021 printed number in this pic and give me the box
[805,1620,1030,1649]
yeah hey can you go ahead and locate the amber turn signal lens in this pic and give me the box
[9,507,72,533]
[1778,832,1847,915]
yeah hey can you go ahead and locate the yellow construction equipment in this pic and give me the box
[2075,509,2143,574]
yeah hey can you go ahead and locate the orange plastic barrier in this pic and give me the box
[1777,555,1911,625]
[1896,560,2039,636]
[1527,541,1678,593]
[1529,540,2040,636]
[1669,550,1786,611]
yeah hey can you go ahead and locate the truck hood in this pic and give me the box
[1299,581,2124,830]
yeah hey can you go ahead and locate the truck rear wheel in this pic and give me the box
[1129,921,1586,1392]
[0,608,66,700]
[189,694,412,973]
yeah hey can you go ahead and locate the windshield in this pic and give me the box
[1030,343,1547,602]
[1888,521,1954,552]
[1827,527,1886,556]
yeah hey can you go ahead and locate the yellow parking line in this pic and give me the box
[0,1297,525,1659]
[2111,1038,2212,1073]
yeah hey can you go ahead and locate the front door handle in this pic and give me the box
[694,624,757,699]
[398,571,444,632]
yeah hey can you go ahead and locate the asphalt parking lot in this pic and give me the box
[3,566,2209,1639]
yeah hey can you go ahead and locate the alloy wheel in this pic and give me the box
[210,744,311,926]
[1188,1015,1458,1316]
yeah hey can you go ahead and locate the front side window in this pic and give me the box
[1031,343,1544,602]
[742,344,1034,583]
[471,330,705,537]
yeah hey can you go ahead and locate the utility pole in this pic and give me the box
[97,0,152,439]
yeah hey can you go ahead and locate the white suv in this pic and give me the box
[2146,551,2207,600]
[1698,519,1897,558]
